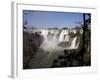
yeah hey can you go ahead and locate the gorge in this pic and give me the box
[23,28,90,69]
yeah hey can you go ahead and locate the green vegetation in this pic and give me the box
[61,27,68,30]
[23,31,44,69]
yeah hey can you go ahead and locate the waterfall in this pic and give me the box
[39,30,60,52]
[40,29,48,41]
[32,29,80,51]
[59,30,69,42]
[69,37,79,49]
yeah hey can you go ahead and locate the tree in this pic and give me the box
[62,27,68,30]
[81,13,91,65]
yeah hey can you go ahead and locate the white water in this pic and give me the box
[32,29,81,51]
[69,37,79,49]
[59,30,69,42]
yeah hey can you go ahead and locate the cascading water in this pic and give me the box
[59,30,69,42]
[69,37,79,49]
[40,29,48,41]
[39,30,60,52]
[32,29,81,51]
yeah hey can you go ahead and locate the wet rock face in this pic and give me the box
[58,41,71,48]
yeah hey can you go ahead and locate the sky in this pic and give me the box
[23,10,84,29]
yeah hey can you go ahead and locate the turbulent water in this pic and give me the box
[30,29,82,52]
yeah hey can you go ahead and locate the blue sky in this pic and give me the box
[23,10,84,29]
